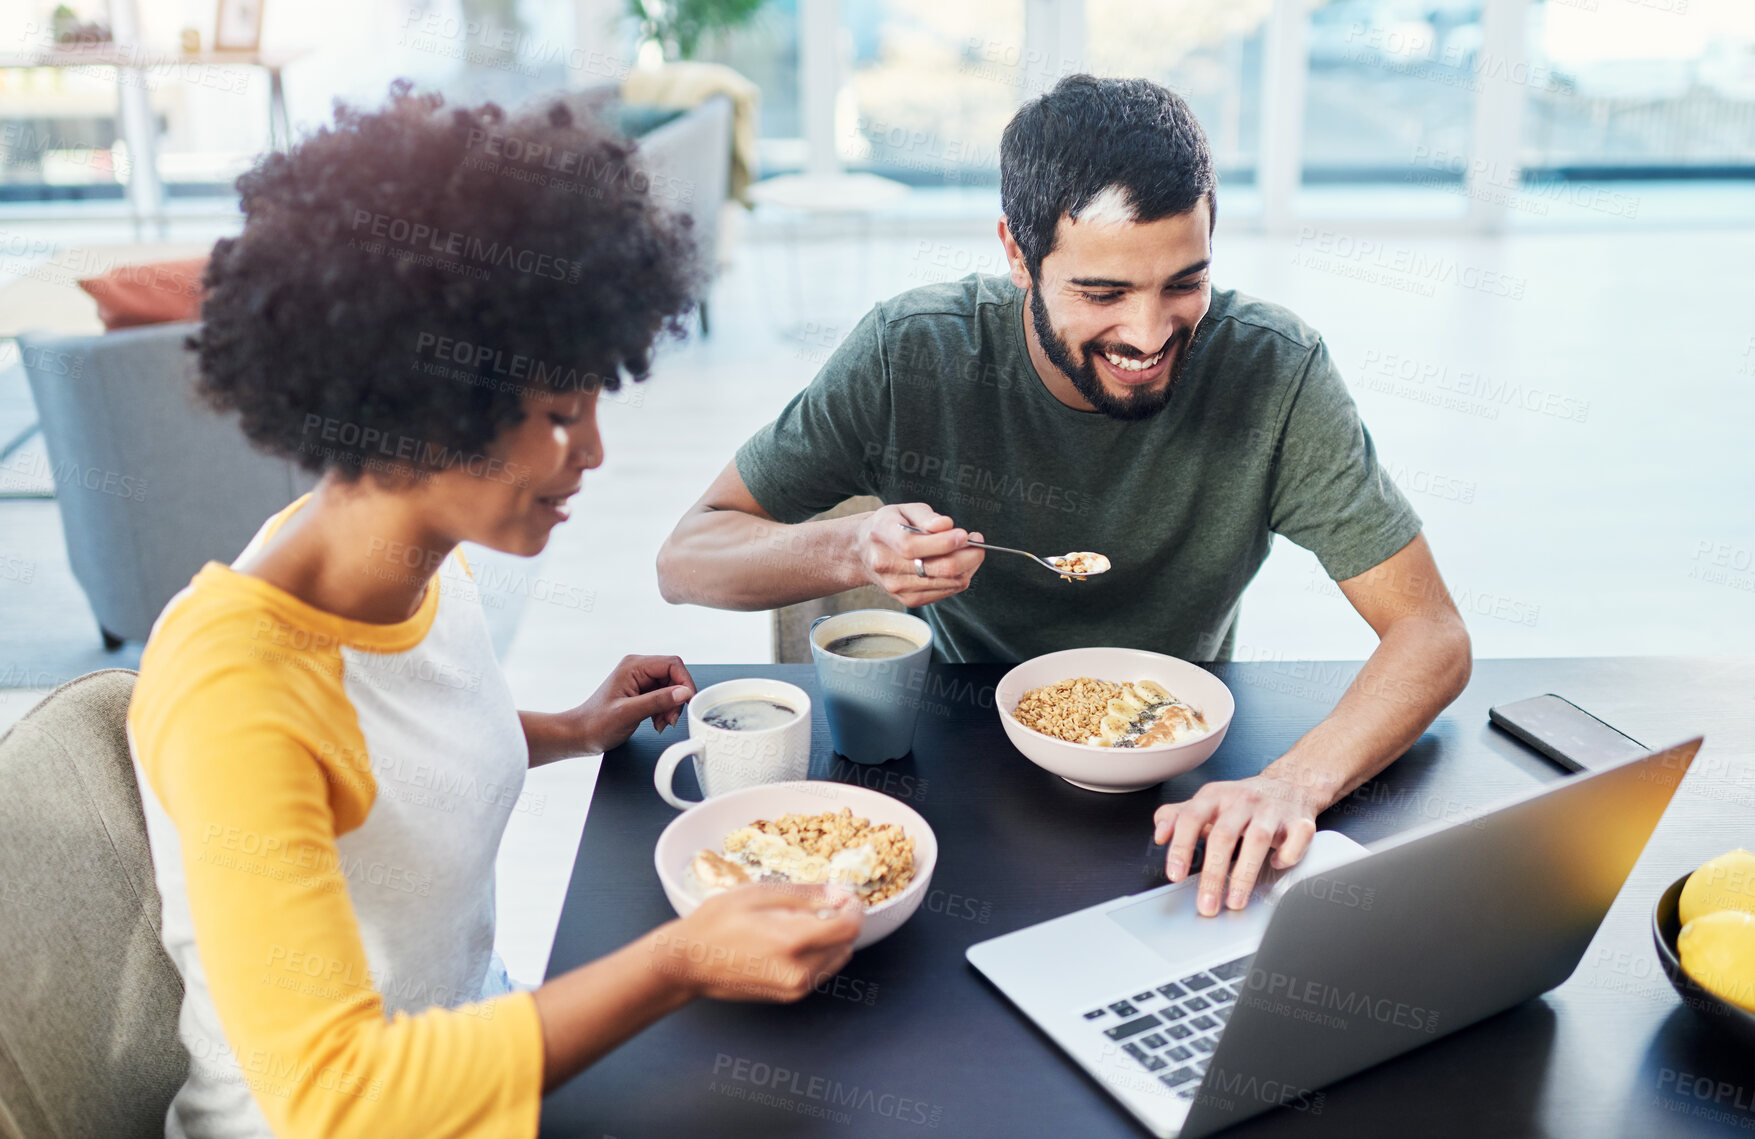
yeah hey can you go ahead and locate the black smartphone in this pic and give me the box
[1488,693,1648,774]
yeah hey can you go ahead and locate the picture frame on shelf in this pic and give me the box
[213,0,263,52]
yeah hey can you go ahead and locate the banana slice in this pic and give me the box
[1097,713,1132,745]
[1063,681,1202,750]
[691,849,749,893]
[1109,694,1144,717]
[1157,706,1203,735]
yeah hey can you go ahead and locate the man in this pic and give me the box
[657,75,1472,915]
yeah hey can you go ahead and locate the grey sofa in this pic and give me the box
[0,669,187,1139]
[18,323,315,648]
[638,94,733,332]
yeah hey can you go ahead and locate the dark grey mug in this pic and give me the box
[809,609,934,765]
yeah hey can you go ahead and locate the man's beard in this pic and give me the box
[1029,286,1189,422]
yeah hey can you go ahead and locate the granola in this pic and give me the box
[1012,677,1208,747]
[689,807,917,907]
[1012,676,1121,743]
[1048,551,1111,582]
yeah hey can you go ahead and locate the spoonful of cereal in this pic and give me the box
[900,524,1111,581]
[1047,551,1110,582]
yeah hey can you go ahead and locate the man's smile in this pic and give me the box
[1095,341,1173,386]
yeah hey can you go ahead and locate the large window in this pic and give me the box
[0,67,126,198]
[694,0,802,166]
[1522,0,1755,173]
[1086,0,1266,184]
[0,7,125,198]
[1303,0,1485,180]
[3,0,1750,217]
[842,0,1025,185]
[704,0,1027,184]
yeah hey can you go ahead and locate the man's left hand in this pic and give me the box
[1153,773,1326,916]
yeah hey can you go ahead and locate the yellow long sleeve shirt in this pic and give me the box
[128,498,544,1138]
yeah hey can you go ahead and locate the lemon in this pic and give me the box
[1679,849,1755,926]
[1679,910,1755,1013]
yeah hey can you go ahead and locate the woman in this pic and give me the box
[128,83,861,1138]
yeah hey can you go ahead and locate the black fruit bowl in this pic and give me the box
[1652,872,1755,1048]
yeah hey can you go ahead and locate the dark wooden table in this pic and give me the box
[541,658,1755,1138]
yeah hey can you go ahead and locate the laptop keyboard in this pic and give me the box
[1081,955,1250,1099]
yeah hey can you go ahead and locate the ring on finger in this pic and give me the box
[914,558,927,578]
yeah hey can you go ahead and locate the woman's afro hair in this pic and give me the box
[192,80,700,480]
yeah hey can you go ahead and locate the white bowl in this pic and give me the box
[996,647,1234,793]
[653,780,938,950]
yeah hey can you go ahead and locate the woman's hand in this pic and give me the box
[522,655,694,764]
[1153,773,1325,917]
[568,654,696,753]
[647,885,864,1002]
[533,883,862,1091]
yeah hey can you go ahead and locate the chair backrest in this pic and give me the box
[0,670,187,1139]
[18,324,314,642]
[770,497,908,663]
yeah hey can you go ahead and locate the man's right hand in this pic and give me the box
[657,464,988,612]
[854,503,986,606]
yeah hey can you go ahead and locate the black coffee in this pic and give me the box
[702,698,797,731]
[824,632,922,660]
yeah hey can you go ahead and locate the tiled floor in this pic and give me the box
[3,191,1753,981]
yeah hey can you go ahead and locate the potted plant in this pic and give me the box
[628,0,769,62]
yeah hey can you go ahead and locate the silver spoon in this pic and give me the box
[899,523,1109,579]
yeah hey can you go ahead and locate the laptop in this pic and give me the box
[966,738,1702,1137]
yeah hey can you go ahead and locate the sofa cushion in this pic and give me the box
[77,257,208,331]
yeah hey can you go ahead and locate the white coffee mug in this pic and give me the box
[654,679,812,809]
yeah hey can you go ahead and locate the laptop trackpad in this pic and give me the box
[1108,832,1370,964]
[1106,882,1273,964]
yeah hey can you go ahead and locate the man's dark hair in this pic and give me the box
[1000,74,1216,279]
[193,80,698,482]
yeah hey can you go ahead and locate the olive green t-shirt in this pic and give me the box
[735,274,1422,663]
